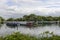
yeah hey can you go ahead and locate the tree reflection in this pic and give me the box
[0,24,2,27]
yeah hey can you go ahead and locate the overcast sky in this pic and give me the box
[0,0,60,18]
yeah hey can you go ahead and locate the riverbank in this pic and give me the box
[0,32,60,40]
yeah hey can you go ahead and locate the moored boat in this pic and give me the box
[6,21,34,26]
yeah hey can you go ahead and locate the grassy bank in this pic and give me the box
[0,32,60,40]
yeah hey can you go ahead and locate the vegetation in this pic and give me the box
[0,32,60,40]
[0,14,60,25]
[0,14,60,21]
[0,17,5,24]
[6,14,60,21]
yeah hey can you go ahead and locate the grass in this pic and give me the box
[0,32,60,40]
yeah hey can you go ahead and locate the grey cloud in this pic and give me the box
[0,0,60,19]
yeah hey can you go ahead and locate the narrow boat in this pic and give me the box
[6,21,34,26]
[6,22,18,26]
[20,21,33,26]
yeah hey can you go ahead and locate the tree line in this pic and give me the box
[0,14,60,21]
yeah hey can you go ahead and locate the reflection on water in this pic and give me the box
[0,23,60,36]
[0,24,3,28]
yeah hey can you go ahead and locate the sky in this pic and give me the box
[0,0,60,19]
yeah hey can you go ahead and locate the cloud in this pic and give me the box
[0,0,60,19]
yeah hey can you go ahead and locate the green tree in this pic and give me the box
[46,16,53,21]
[7,18,14,21]
[0,17,5,24]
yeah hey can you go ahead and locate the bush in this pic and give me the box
[0,32,60,40]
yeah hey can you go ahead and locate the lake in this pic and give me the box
[0,23,60,37]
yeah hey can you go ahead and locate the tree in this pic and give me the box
[23,15,29,21]
[23,14,37,21]
[28,14,36,21]
[7,18,14,21]
[14,18,23,21]
[37,16,43,21]
[0,17,5,24]
[46,16,53,21]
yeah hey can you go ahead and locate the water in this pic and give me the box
[0,23,60,36]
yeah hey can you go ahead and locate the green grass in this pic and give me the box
[0,32,60,40]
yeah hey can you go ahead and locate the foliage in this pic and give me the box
[6,14,60,21]
[3,32,38,40]
[0,17,5,24]
[0,32,60,40]
[6,18,14,21]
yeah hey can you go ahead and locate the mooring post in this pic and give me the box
[58,21,59,24]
